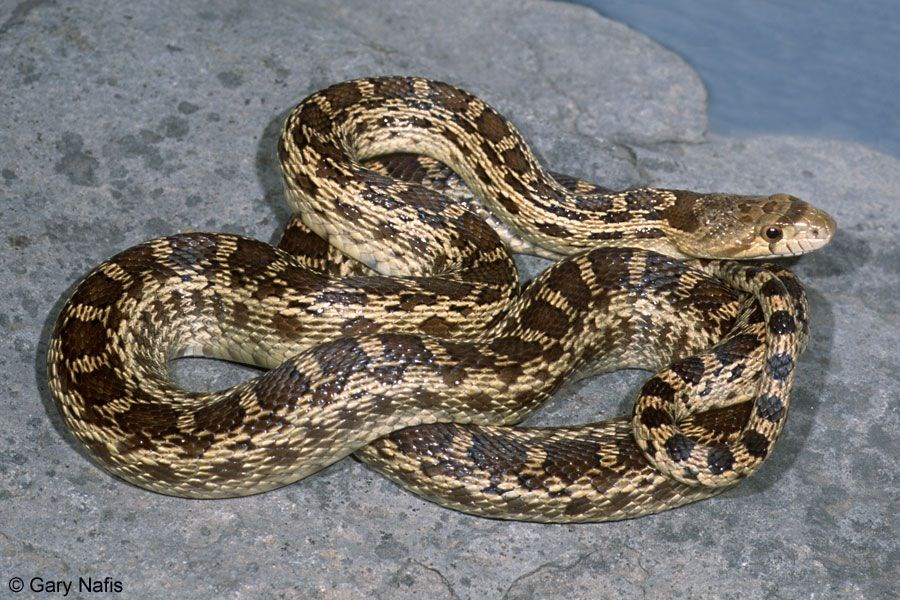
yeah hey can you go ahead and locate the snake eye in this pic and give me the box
[763,226,783,241]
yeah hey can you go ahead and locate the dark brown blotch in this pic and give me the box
[641,377,676,403]
[599,210,631,224]
[75,363,127,409]
[341,316,381,336]
[321,81,363,111]
[387,422,458,458]
[427,80,472,112]
[278,220,330,259]
[765,353,794,381]
[536,221,569,238]
[664,433,695,462]
[575,195,614,212]
[115,241,175,283]
[308,338,369,406]
[166,234,221,271]
[307,132,345,163]
[371,76,416,99]
[254,364,312,412]
[706,445,734,474]
[296,101,329,130]
[291,169,317,195]
[623,190,660,213]
[488,337,544,362]
[713,333,760,365]
[742,430,769,458]
[57,316,109,360]
[670,356,705,385]
[500,146,529,174]
[114,401,181,447]
[542,260,591,311]
[334,200,362,223]
[71,269,124,309]
[380,334,434,366]
[475,108,511,143]
[233,237,281,279]
[687,402,751,435]
[519,299,570,340]
[419,315,454,336]
[468,431,528,486]
[588,230,624,241]
[587,248,633,287]
[639,406,671,429]
[193,392,247,435]
[397,292,434,311]
[277,135,290,164]
[768,310,796,335]
[658,190,703,233]
[760,277,787,297]
[316,288,367,308]
[139,459,185,485]
[538,439,603,487]
[755,394,785,422]
[418,278,473,301]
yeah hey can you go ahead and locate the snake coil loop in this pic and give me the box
[47,77,833,521]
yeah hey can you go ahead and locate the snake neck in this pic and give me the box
[281,76,835,261]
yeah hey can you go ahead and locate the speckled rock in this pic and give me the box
[0,0,895,598]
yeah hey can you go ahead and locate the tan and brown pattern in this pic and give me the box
[47,76,834,521]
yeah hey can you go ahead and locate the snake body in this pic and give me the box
[47,77,835,521]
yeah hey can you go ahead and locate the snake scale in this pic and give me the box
[47,76,836,522]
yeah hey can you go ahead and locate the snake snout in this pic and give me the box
[798,204,837,250]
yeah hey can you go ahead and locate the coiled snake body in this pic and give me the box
[47,77,835,522]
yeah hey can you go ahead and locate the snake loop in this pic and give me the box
[47,77,834,521]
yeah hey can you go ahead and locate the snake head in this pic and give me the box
[665,191,837,259]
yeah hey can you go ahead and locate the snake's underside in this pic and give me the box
[47,76,834,522]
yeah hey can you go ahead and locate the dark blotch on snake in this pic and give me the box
[756,394,785,422]
[57,317,109,360]
[664,434,696,462]
[501,146,529,173]
[254,364,312,411]
[475,108,511,143]
[641,377,676,403]
[742,430,770,458]
[519,299,569,340]
[193,392,247,435]
[322,81,363,111]
[308,338,370,406]
[768,310,796,335]
[765,353,794,381]
[72,364,126,409]
[760,278,787,297]
[706,446,735,474]
[658,190,703,233]
[589,230,624,241]
[639,406,671,429]
[670,356,706,385]
[713,333,759,365]
[542,260,591,311]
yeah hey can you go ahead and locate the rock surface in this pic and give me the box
[0,0,896,598]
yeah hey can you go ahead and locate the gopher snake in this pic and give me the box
[47,77,835,522]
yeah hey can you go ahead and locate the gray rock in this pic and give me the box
[0,0,895,598]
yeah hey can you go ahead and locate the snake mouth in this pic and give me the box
[782,210,837,256]
[779,239,826,256]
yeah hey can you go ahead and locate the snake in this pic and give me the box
[47,76,836,522]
